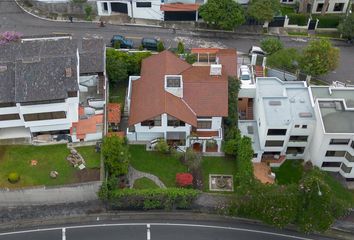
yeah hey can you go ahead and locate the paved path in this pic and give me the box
[0,181,101,206]
[128,166,166,189]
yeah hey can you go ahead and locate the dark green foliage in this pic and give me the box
[113,41,121,49]
[288,13,309,26]
[299,39,339,76]
[154,139,170,154]
[177,41,185,54]
[222,127,241,156]
[260,37,283,55]
[337,15,354,40]
[235,136,254,190]
[199,0,245,30]
[224,76,240,129]
[102,136,130,177]
[248,0,281,23]
[315,14,342,28]
[272,160,304,185]
[8,172,20,183]
[185,53,197,64]
[84,4,93,21]
[107,188,200,210]
[106,48,151,84]
[157,41,165,52]
[267,48,300,71]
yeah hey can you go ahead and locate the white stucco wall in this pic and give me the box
[312,0,349,14]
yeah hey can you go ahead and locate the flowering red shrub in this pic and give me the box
[176,173,193,187]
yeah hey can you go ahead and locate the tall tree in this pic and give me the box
[299,39,339,77]
[199,0,245,30]
[248,0,280,23]
[267,48,300,71]
[337,15,354,42]
[260,37,283,55]
[102,136,130,177]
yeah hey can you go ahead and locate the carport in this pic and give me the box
[161,4,200,21]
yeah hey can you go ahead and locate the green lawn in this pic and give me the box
[201,156,236,192]
[129,145,187,187]
[76,146,101,168]
[324,173,354,206]
[280,5,296,16]
[133,177,159,189]
[272,160,304,185]
[109,82,128,105]
[0,144,100,188]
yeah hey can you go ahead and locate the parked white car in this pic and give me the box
[249,46,265,56]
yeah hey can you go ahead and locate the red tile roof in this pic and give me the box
[161,4,200,12]
[71,114,103,140]
[128,50,231,127]
[195,131,219,137]
[107,103,121,124]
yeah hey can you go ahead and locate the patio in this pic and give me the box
[253,162,275,184]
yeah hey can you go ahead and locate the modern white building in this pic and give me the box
[126,49,237,153]
[308,86,354,179]
[294,0,350,14]
[0,35,106,144]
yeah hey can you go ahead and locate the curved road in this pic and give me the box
[1,0,353,84]
[0,219,332,240]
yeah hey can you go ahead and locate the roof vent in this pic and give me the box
[289,97,295,103]
[300,98,305,103]
[65,67,72,77]
[0,65,7,72]
[210,64,222,76]
[269,100,281,106]
[299,112,313,118]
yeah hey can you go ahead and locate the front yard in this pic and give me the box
[0,144,100,188]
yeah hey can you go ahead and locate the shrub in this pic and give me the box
[315,14,342,28]
[84,4,93,21]
[288,13,309,26]
[185,53,197,64]
[176,173,193,187]
[8,172,20,183]
[260,37,283,55]
[138,45,144,51]
[177,41,185,54]
[235,136,254,191]
[113,41,121,49]
[102,136,130,177]
[157,41,165,52]
[154,139,170,154]
[107,188,200,210]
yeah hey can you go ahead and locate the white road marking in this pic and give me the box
[147,224,151,240]
[0,222,314,240]
[62,228,66,240]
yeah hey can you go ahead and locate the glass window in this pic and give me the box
[341,163,352,173]
[322,162,341,168]
[289,136,308,142]
[325,151,346,157]
[141,116,162,127]
[302,125,307,129]
[330,139,350,145]
[167,115,185,127]
[265,140,284,147]
[23,111,66,122]
[197,121,212,129]
[333,3,344,12]
[166,76,181,87]
[267,129,287,135]
[0,114,20,121]
[316,3,324,12]
[136,2,151,8]
[286,147,305,155]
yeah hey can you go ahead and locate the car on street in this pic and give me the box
[111,35,134,49]
[249,46,265,56]
[141,38,159,51]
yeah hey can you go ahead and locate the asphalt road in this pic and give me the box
[0,220,333,240]
[0,0,353,84]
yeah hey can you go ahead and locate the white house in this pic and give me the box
[238,77,316,166]
[126,49,237,153]
[294,0,350,14]
[0,35,106,144]
[308,86,354,179]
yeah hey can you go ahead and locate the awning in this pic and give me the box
[160,4,200,12]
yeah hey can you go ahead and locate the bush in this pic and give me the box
[176,173,193,187]
[235,136,254,191]
[157,41,165,52]
[107,188,200,210]
[288,13,309,26]
[8,172,20,183]
[267,48,300,72]
[154,139,170,154]
[177,41,185,54]
[260,37,283,55]
[84,4,93,21]
[113,41,121,49]
[315,14,342,28]
[185,53,197,64]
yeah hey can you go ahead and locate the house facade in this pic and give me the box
[297,0,350,14]
[126,49,236,153]
[0,35,106,144]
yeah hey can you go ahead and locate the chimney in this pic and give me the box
[210,64,222,76]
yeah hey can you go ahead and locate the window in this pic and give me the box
[316,3,324,12]
[345,152,354,162]
[265,140,284,147]
[286,147,305,155]
[23,111,66,121]
[0,114,20,121]
[0,102,16,108]
[141,116,162,127]
[289,136,308,142]
[333,3,344,12]
[197,121,212,129]
[294,125,300,128]
[330,139,350,145]
[341,163,352,173]
[267,129,287,135]
[166,76,181,88]
[325,151,346,157]
[136,2,151,8]
[321,162,341,168]
[20,99,65,106]
[302,125,307,129]
[167,115,185,127]
[68,91,77,98]
[351,141,354,150]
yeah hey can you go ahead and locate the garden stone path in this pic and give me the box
[128,166,166,189]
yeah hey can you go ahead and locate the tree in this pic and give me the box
[157,41,165,52]
[177,41,185,54]
[260,37,283,55]
[199,0,245,30]
[84,4,93,21]
[299,39,339,77]
[224,76,240,129]
[223,127,241,156]
[338,15,354,42]
[267,48,300,71]
[235,136,254,190]
[248,0,280,23]
[102,136,130,177]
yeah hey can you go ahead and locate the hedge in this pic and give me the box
[106,188,200,210]
[288,13,309,26]
[314,14,342,28]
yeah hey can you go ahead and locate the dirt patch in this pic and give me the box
[0,146,6,162]
[74,168,100,182]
